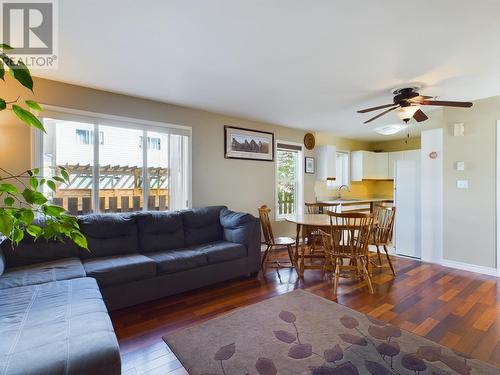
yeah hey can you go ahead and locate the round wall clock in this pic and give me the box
[304,133,315,150]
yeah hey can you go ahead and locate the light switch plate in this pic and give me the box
[457,180,469,189]
[455,161,465,171]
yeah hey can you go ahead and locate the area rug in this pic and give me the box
[164,289,498,375]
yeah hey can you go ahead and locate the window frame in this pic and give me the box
[31,104,192,213]
[274,140,304,221]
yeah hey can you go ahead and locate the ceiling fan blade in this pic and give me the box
[408,95,433,103]
[413,109,428,122]
[363,106,400,124]
[357,103,396,113]
[421,100,473,108]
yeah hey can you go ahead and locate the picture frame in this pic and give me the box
[224,126,274,161]
[305,157,315,174]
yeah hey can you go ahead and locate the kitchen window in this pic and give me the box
[33,108,191,215]
[275,142,303,219]
[327,150,350,188]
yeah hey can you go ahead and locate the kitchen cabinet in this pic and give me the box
[317,145,337,180]
[351,151,388,180]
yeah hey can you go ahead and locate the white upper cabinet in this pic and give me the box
[375,152,389,179]
[351,151,388,180]
[317,145,337,180]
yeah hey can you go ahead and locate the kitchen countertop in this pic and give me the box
[319,197,393,204]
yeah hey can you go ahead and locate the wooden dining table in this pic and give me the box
[286,214,332,278]
[286,213,375,278]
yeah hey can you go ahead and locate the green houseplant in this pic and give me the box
[0,43,88,249]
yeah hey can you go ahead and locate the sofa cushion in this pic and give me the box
[78,213,138,258]
[0,258,86,290]
[136,211,184,252]
[83,254,156,287]
[146,249,208,275]
[1,219,79,267]
[182,206,225,246]
[191,241,247,264]
[0,278,120,375]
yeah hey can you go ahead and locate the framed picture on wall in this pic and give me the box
[305,157,315,174]
[224,126,274,161]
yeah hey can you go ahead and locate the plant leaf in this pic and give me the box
[43,204,65,216]
[12,104,45,132]
[47,180,56,191]
[26,224,43,237]
[4,196,14,206]
[29,176,38,189]
[12,227,24,244]
[0,98,5,110]
[19,209,34,225]
[0,214,14,236]
[25,100,43,112]
[60,169,70,181]
[11,61,33,91]
[22,188,47,205]
[0,44,13,50]
[0,183,18,193]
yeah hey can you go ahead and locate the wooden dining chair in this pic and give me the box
[304,202,339,252]
[321,211,375,294]
[258,205,296,281]
[368,206,396,276]
[305,202,340,214]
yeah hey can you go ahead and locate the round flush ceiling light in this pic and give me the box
[374,124,405,135]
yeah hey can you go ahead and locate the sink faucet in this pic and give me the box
[336,184,350,199]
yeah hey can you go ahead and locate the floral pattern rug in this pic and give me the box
[164,289,498,374]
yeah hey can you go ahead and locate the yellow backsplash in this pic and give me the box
[314,180,394,201]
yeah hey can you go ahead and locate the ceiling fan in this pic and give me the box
[357,87,473,124]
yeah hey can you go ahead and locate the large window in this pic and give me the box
[276,142,303,219]
[36,112,191,215]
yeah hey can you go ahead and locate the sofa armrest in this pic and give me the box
[220,208,261,271]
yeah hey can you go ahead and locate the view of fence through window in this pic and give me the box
[41,118,189,214]
[276,147,298,217]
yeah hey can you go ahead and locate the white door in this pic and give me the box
[394,160,421,258]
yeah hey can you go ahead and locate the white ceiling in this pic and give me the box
[35,0,500,141]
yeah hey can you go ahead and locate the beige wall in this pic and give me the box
[441,98,499,268]
[0,76,320,236]
[371,136,421,152]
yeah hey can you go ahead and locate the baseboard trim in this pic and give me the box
[439,259,499,277]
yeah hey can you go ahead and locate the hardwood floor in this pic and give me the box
[112,251,500,374]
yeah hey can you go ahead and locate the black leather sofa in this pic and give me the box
[0,206,261,375]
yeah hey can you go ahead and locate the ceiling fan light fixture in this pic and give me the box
[397,105,420,121]
[374,124,405,136]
